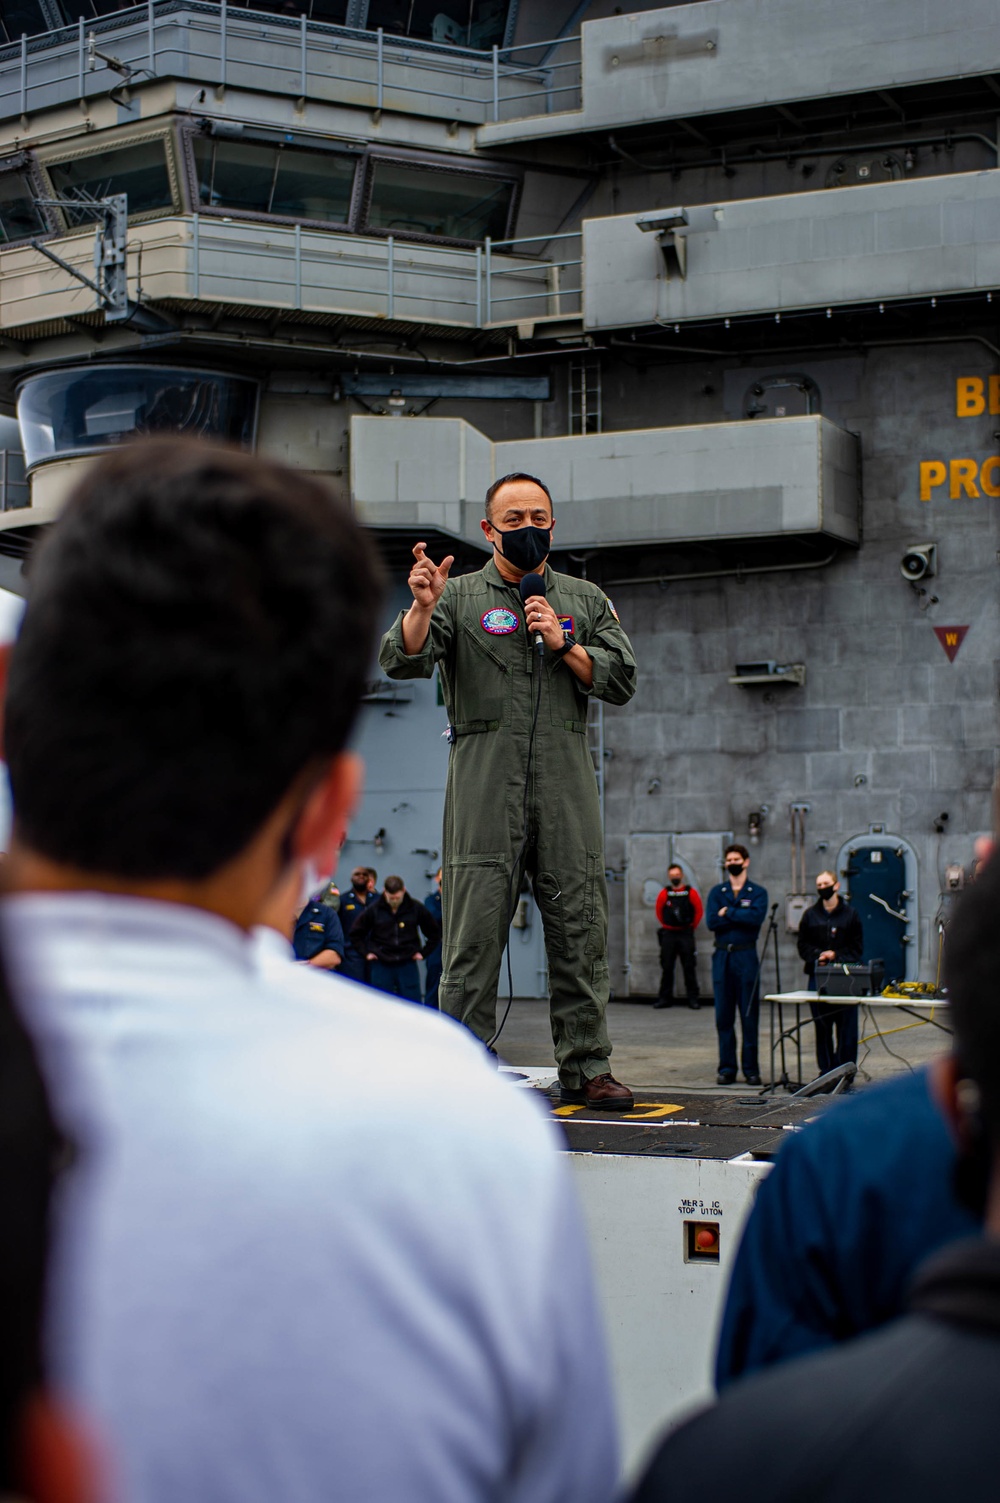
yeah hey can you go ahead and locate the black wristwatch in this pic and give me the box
[552,632,577,659]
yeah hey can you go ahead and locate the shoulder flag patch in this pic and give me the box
[605,597,619,621]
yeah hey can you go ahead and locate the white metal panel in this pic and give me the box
[479,0,1000,145]
[350,414,861,550]
[583,172,1000,330]
[570,1150,769,1478]
[350,416,492,547]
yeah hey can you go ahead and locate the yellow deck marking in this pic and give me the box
[553,1102,686,1120]
[555,1102,687,1120]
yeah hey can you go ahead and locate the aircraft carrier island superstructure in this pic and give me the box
[0,0,997,996]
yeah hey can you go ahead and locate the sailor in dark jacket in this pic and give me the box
[797,869,864,1075]
[706,844,768,1086]
[338,865,379,983]
[715,1066,977,1389]
[351,875,441,1004]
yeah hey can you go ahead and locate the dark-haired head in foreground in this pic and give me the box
[4,439,383,915]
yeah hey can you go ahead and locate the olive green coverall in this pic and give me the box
[379,559,637,1088]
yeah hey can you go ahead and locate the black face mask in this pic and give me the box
[725,862,745,877]
[493,524,552,573]
[817,886,835,902]
[669,876,683,887]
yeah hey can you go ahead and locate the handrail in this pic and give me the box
[492,230,582,248]
[0,1,582,65]
[0,2,583,126]
[1,214,582,333]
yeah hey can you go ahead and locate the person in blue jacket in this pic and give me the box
[423,868,443,1010]
[706,844,768,1085]
[714,1063,978,1390]
[293,896,345,973]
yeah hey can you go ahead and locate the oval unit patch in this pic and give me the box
[481,607,520,635]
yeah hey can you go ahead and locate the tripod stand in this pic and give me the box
[757,903,804,1095]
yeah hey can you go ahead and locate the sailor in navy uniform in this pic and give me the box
[706,844,768,1085]
[292,898,345,972]
[338,866,379,983]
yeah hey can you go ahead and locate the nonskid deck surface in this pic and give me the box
[501,1072,827,1160]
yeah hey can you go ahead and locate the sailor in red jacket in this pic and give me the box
[654,864,704,1010]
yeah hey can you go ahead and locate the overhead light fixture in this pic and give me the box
[635,207,689,280]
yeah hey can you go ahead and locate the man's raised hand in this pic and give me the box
[408,542,454,611]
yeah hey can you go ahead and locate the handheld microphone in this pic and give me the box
[518,573,547,657]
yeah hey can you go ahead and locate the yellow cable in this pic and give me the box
[859,1019,933,1042]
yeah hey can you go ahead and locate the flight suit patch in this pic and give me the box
[481,607,520,635]
[558,615,575,634]
[605,597,619,621]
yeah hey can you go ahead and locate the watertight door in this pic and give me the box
[843,844,907,983]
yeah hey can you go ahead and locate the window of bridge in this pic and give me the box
[40,136,177,225]
[191,136,358,227]
[361,157,516,244]
[0,155,48,245]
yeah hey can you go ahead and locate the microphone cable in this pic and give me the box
[487,577,547,1053]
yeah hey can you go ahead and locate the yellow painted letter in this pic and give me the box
[919,460,946,500]
[990,375,1000,415]
[957,377,985,416]
[981,457,1000,496]
[950,458,980,498]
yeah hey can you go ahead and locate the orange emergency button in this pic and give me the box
[684,1220,721,1263]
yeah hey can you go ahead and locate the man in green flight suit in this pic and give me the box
[379,472,638,1110]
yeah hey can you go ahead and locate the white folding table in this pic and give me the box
[763,989,951,1092]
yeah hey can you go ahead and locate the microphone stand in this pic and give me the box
[756,903,803,1096]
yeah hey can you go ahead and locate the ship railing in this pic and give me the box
[184,217,582,329]
[1,215,582,334]
[0,2,582,127]
[482,231,583,324]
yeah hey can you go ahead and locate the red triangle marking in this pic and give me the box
[933,625,970,663]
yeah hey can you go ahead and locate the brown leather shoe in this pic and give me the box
[560,1074,634,1112]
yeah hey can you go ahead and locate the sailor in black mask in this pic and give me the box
[706,844,768,1085]
[797,870,864,1075]
[379,471,638,1110]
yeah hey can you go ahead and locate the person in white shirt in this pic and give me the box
[0,437,619,1503]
